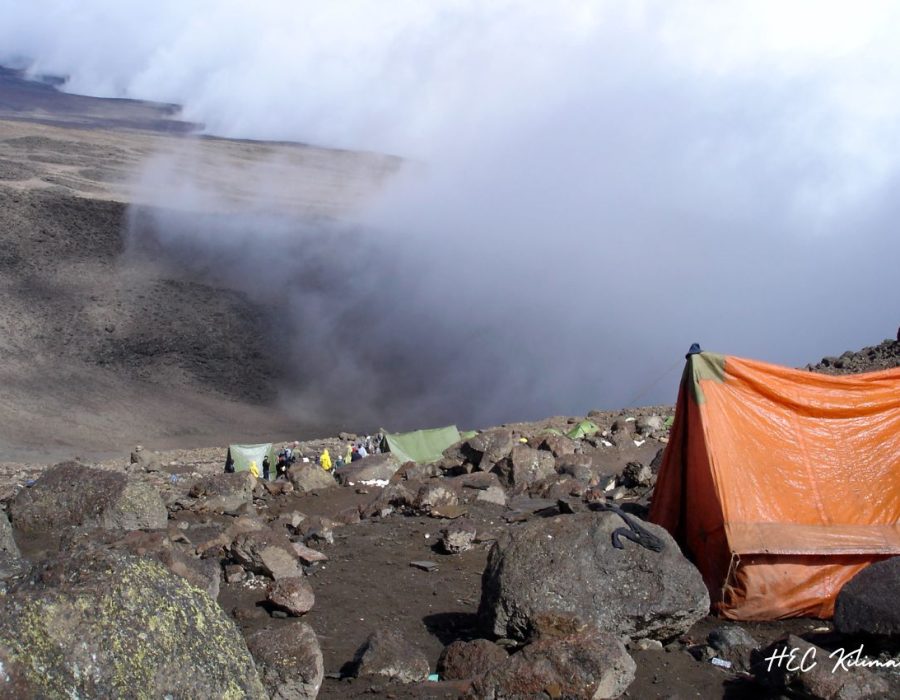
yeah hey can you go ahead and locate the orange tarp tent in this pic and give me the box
[649,351,900,620]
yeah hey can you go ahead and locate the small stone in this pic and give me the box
[409,560,439,572]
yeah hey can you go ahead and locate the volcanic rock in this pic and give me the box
[288,463,337,493]
[437,639,508,680]
[231,528,302,580]
[0,547,265,698]
[10,462,167,532]
[441,520,477,554]
[461,429,516,471]
[245,622,324,700]
[478,511,709,641]
[334,454,401,485]
[752,634,892,700]
[352,628,430,683]
[267,576,315,616]
[472,619,635,700]
[0,510,25,580]
[834,557,900,636]
[188,471,256,513]
[707,624,758,673]
[492,445,556,488]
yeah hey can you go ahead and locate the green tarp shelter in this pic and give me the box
[566,420,600,440]
[382,426,461,464]
[459,429,478,441]
[227,443,276,472]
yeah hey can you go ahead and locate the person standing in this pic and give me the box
[262,455,271,481]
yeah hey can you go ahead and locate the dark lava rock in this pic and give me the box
[835,557,900,636]
[492,445,556,488]
[437,639,508,680]
[478,512,708,641]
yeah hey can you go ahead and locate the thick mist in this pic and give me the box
[3,2,898,428]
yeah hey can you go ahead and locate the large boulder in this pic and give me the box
[188,471,256,513]
[334,454,401,485]
[0,547,266,698]
[9,462,167,533]
[834,557,900,636]
[459,429,516,471]
[352,629,430,683]
[288,464,337,493]
[492,445,556,488]
[478,512,709,641]
[472,619,635,700]
[245,622,324,700]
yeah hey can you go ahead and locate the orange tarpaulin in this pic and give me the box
[649,351,900,620]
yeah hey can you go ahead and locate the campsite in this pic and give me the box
[1,7,900,699]
[1,339,898,698]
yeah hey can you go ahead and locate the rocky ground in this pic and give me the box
[2,398,898,699]
[806,338,900,376]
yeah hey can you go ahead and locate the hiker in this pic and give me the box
[357,442,368,458]
[350,446,362,462]
[319,449,332,471]
[276,455,289,480]
[343,444,353,464]
[262,455,271,481]
[283,445,293,463]
[224,455,235,473]
[249,460,260,478]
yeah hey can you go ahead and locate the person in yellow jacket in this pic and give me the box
[319,449,332,471]
[249,460,260,478]
[344,445,353,464]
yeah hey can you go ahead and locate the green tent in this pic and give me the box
[382,426,461,464]
[566,420,600,440]
[227,443,276,472]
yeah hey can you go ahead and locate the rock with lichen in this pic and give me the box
[0,546,266,699]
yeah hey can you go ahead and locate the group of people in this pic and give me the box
[223,441,301,480]
[225,434,386,477]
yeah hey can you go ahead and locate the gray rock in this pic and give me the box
[437,639,508,680]
[231,528,302,580]
[188,471,256,513]
[472,619,635,700]
[288,464,336,493]
[352,629,430,683]
[476,485,508,507]
[753,634,892,700]
[0,547,265,698]
[478,512,709,642]
[245,622,324,700]
[834,557,900,636]
[267,576,315,616]
[334,454,401,485]
[10,462,167,532]
[492,445,556,488]
[441,520,477,554]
